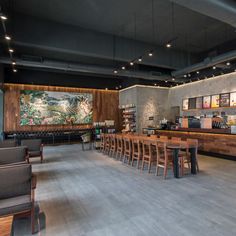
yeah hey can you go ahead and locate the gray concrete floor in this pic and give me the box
[14,144,236,236]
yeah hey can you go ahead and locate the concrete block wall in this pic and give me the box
[119,72,236,133]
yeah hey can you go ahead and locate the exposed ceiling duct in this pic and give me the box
[172,50,236,78]
[0,57,174,82]
[172,0,236,28]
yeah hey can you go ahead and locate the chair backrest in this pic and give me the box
[171,137,182,142]
[123,137,131,151]
[21,139,42,151]
[157,141,168,159]
[81,133,92,143]
[142,139,152,156]
[0,164,32,199]
[0,146,27,165]
[0,139,17,148]
[131,138,140,154]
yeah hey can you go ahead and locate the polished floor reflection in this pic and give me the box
[14,144,236,236]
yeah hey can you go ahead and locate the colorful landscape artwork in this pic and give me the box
[20,90,93,125]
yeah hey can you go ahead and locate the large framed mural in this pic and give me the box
[20,90,93,126]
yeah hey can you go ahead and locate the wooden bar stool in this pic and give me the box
[123,137,132,164]
[131,137,142,168]
[109,134,117,157]
[141,139,156,173]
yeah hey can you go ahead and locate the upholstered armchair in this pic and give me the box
[0,146,27,166]
[21,139,44,163]
[0,164,37,234]
[0,139,17,148]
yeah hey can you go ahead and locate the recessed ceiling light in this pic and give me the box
[188,73,191,77]
[0,15,7,20]
[148,51,153,57]
[130,61,134,66]
[184,74,187,78]
[119,85,122,88]
[121,66,125,70]
[154,83,157,86]
[12,61,16,65]
[165,80,168,83]
[9,48,14,53]
[196,71,199,74]
[115,87,118,90]
[213,66,216,69]
[105,88,108,90]
[113,70,118,74]
[166,43,171,48]
[138,57,142,62]
[226,62,231,66]
[13,68,17,73]
[5,35,11,40]
[172,78,175,81]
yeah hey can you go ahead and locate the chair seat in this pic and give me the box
[0,195,32,216]
[28,151,41,157]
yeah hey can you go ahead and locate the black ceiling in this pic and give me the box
[0,0,236,89]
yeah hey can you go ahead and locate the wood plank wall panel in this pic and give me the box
[3,84,121,132]
[156,130,236,158]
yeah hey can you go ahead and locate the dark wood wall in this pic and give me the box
[3,83,121,132]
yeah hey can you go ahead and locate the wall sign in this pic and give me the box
[211,95,220,108]
[219,93,230,107]
[182,99,189,111]
[203,96,211,109]
[230,92,236,107]
[196,97,203,109]
[188,97,196,109]
[20,90,93,125]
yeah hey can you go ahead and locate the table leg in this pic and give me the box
[189,147,197,174]
[172,148,180,178]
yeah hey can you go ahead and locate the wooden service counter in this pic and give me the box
[156,128,236,159]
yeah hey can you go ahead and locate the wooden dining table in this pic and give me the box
[166,141,197,178]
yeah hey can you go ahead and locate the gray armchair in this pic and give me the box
[0,164,36,234]
[0,146,27,166]
[0,139,17,148]
[21,139,44,163]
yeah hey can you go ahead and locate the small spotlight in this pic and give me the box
[113,70,118,74]
[188,73,191,77]
[5,35,11,40]
[148,51,153,57]
[226,62,231,66]
[105,88,108,90]
[12,61,16,65]
[165,80,168,83]
[154,83,157,86]
[121,66,125,70]
[138,57,142,62]
[130,61,134,66]
[213,66,216,69]
[172,78,175,81]
[119,85,122,88]
[9,48,14,53]
[13,68,17,73]
[184,74,187,78]
[0,14,7,20]
[115,87,118,90]
[166,43,171,48]
[196,71,199,74]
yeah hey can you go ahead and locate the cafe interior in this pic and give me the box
[0,0,236,235]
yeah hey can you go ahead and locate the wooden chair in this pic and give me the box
[21,139,43,163]
[116,135,124,160]
[131,137,142,168]
[100,133,105,153]
[104,134,111,155]
[123,137,132,164]
[0,147,27,166]
[109,134,117,157]
[141,139,156,173]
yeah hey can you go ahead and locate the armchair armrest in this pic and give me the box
[31,173,37,189]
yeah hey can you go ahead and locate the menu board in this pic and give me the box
[196,97,203,109]
[211,94,220,108]
[203,96,211,109]
[230,92,236,107]
[182,99,189,110]
[188,97,196,109]
[220,93,230,107]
